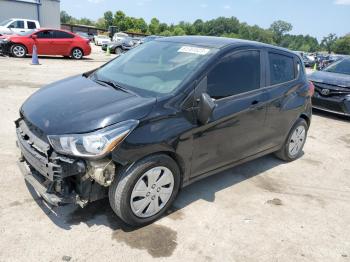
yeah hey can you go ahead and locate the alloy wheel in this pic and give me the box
[72,49,83,59]
[130,166,174,218]
[13,46,25,57]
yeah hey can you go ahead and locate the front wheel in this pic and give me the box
[11,44,27,58]
[109,154,181,226]
[71,48,83,59]
[275,118,308,161]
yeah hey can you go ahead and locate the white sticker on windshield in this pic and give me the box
[178,46,210,55]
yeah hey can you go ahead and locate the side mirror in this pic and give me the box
[31,35,37,40]
[197,93,215,125]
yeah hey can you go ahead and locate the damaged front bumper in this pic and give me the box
[0,40,11,55]
[16,118,115,207]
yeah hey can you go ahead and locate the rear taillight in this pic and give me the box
[309,81,315,96]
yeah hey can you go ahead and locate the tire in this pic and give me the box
[11,44,27,58]
[115,47,123,55]
[71,48,83,59]
[109,154,181,226]
[275,118,308,162]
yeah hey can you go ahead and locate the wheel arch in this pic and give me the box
[299,113,310,128]
[114,150,187,188]
[71,46,84,56]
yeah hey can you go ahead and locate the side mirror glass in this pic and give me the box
[197,93,215,125]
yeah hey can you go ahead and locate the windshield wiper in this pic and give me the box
[93,76,130,94]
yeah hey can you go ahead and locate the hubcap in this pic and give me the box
[73,49,82,59]
[288,125,306,157]
[130,166,174,218]
[13,46,25,57]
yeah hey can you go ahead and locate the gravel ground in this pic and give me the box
[0,46,349,262]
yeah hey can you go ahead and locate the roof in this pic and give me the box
[157,35,291,52]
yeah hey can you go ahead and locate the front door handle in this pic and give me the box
[250,100,264,110]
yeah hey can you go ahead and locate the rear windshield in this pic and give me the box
[94,41,218,97]
[323,59,350,75]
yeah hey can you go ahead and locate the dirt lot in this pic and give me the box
[0,46,349,262]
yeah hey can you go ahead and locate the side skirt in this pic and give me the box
[182,145,281,188]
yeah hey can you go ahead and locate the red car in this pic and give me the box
[0,29,91,59]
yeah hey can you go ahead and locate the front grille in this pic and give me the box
[313,82,350,97]
[16,118,86,181]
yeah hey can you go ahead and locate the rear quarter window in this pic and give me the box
[269,52,295,85]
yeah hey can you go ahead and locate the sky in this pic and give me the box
[61,0,350,40]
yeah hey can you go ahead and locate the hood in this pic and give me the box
[0,26,11,34]
[20,75,156,135]
[308,70,350,88]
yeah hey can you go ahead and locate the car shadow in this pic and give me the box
[312,108,350,122]
[26,153,285,231]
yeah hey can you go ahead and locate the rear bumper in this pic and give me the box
[312,93,350,116]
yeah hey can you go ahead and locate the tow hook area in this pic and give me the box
[87,160,116,187]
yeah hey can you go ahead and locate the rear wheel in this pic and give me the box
[11,44,27,58]
[115,47,123,55]
[275,118,308,161]
[71,48,83,59]
[109,154,180,226]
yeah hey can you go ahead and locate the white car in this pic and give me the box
[112,32,128,42]
[94,35,111,46]
[0,18,40,36]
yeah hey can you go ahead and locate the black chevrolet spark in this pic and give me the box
[16,36,312,226]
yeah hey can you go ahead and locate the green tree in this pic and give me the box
[149,18,160,34]
[321,33,338,54]
[173,26,186,36]
[60,11,72,24]
[269,20,293,44]
[114,10,126,31]
[134,18,148,33]
[333,36,350,55]
[103,11,114,29]
[160,30,172,36]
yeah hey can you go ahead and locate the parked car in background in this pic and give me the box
[141,35,162,43]
[302,55,316,68]
[0,29,91,59]
[0,18,40,36]
[94,35,111,46]
[309,57,350,116]
[102,37,136,54]
[132,37,143,45]
[112,32,128,42]
[16,36,312,226]
[75,32,93,42]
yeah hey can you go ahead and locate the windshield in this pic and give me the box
[323,59,350,75]
[0,19,12,26]
[94,41,217,97]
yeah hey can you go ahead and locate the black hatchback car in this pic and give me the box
[16,36,312,226]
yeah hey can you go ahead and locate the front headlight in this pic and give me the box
[48,120,139,159]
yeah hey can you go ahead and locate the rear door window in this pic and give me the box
[207,50,261,99]
[36,30,54,39]
[268,52,295,85]
[27,21,37,29]
[54,31,74,39]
